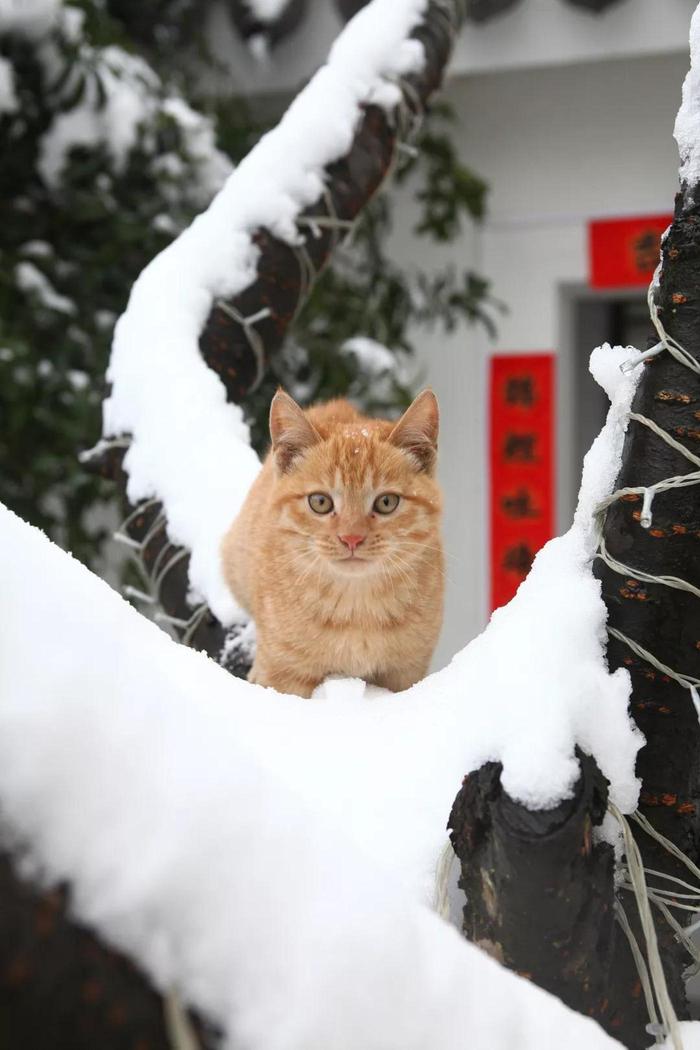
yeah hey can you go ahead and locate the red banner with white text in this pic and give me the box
[490,354,555,612]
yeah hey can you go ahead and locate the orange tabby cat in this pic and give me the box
[221,388,444,697]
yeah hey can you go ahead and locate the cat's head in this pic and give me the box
[268,389,442,579]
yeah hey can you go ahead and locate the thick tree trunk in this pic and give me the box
[599,193,700,867]
[450,176,700,1050]
[592,190,700,1019]
[449,755,652,1049]
[0,853,218,1050]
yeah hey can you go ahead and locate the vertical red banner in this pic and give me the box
[490,354,555,612]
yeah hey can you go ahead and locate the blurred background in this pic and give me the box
[1,0,695,670]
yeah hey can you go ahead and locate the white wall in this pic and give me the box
[452,0,696,75]
[390,50,690,670]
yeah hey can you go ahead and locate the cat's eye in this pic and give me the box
[308,492,334,514]
[373,493,400,515]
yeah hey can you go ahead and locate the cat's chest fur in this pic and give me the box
[258,564,440,681]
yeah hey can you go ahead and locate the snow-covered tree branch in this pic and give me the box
[87,0,464,663]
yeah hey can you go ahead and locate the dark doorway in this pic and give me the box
[558,292,656,531]
[571,295,654,483]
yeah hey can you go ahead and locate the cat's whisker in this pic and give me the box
[290,548,324,590]
[380,554,400,601]
[390,543,454,589]
[383,551,414,592]
[394,537,461,565]
[391,538,458,582]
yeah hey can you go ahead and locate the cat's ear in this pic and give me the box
[389,389,439,473]
[270,390,320,472]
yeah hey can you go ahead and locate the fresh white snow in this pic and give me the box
[160,96,233,203]
[38,44,232,197]
[15,260,76,315]
[244,0,290,23]
[39,46,160,186]
[663,1024,700,1050]
[341,335,397,374]
[0,496,632,1050]
[103,0,428,624]
[0,0,60,37]
[676,4,700,192]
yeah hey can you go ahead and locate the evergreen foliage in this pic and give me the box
[0,0,496,571]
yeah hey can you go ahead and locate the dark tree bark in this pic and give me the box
[599,195,700,865]
[0,853,218,1050]
[449,756,652,1049]
[592,191,700,1011]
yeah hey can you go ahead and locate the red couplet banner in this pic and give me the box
[490,354,555,612]
[589,214,673,289]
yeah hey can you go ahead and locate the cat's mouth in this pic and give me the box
[334,554,372,570]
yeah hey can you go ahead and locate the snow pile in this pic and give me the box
[15,260,76,315]
[38,35,232,196]
[103,0,428,624]
[0,498,629,1050]
[675,3,700,193]
[38,46,231,200]
[39,46,160,186]
[0,0,60,37]
[244,0,290,22]
[341,335,397,374]
[662,1023,700,1050]
[161,97,233,204]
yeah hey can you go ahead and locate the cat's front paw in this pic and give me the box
[247,661,317,699]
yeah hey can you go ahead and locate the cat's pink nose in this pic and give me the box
[339,534,366,552]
